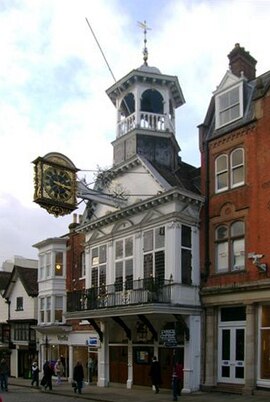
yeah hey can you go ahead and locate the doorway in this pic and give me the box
[218,326,245,383]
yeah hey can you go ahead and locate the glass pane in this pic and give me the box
[99,265,106,285]
[46,297,51,308]
[230,104,240,120]
[232,166,244,186]
[221,307,246,321]
[115,240,123,259]
[92,248,98,265]
[231,221,244,236]
[55,252,63,276]
[144,254,153,278]
[235,329,245,361]
[217,172,228,190]
[115,261,123,291]
[216,226,228,240]
[155,251,165,282]
[125,237,133,257]
[55,309,63,322]
[125,259,133,276]
[91,267,98,287]
[232,238,245,269]
[182,249,192,285]
[222,365,230,377]
[155,227,165,249]
[216,155,227,173]
[222,329,230,360]
[55,296,63,309]
[219,92,229,110]
[235,366,244,379]
[231,149,243,166]
[125,259,133,290]
[182,225,191,248]
[216,241,228,271]
[230,87,239,104]
[99,245,107,263]
[144,230,153,252]
[262,306,270,327]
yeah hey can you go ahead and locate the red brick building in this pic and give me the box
[199,44,270,393]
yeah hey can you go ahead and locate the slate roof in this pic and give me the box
[3,266,38,297]
[150,159,201,195]
[0,271,12,291]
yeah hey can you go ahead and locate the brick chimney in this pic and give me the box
[228,43,257,80]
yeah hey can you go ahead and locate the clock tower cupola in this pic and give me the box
[106,22,185,170]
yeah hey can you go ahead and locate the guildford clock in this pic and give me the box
[33,152,79,217]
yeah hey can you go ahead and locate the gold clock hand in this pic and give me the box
[53,181,71,189]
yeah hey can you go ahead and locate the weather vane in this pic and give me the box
[137,20,151,65]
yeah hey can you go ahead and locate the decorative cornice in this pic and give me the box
[78,188,203,233]
[209,123,256,150]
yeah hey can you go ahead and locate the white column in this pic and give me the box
[127,340,133,389]
[182,315,201,393]
[97,321,109,387]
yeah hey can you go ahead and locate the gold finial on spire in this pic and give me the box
[137,20,151,66]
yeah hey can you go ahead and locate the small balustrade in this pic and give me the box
[117,112,175,138]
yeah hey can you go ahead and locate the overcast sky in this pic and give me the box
[1,0,270,266]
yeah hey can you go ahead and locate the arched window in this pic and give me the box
[215,154,228,192]
[215,221,245,272]
[231,148,244,187]
[215,148,245,193]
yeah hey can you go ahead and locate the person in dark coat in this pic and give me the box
[149,356,161,394]
[0,358,9,392]
[41,361,54,391]
[73,361,84,394]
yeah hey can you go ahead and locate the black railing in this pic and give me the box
[67,278,172,312]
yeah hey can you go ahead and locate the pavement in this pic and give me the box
[6,377,270,402]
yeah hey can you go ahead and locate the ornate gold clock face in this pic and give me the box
[44,166,73,202]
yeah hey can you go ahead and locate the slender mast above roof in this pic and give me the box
[137,20,151,66]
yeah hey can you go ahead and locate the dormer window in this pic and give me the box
[215,81,244,129]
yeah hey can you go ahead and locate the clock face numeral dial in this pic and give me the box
[44,167,73,202]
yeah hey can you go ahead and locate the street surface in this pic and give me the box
[0,385,84,402]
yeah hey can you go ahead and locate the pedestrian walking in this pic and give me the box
[31,361,40,387]
[54,358,64,384]
[172,361,183,401]
[73,361,84,394]
[41,361,54,391]
[0,358,9,392]
[149,356,161,394]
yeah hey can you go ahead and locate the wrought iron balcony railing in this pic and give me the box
[67,278,172,312]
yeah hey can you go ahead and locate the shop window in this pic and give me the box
[260,305,270,379]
